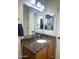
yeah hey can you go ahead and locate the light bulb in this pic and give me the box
[41,5,44,10]
[36,2,41,8]
[30,0,36,5]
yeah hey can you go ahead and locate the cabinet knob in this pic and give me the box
[50,56,53,59]
[22,55,29,58]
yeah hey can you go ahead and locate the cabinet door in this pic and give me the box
[22,46,34,59]
[36,47,48,59]
[48,43,55,59]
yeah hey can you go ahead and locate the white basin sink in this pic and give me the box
[36,39,47,43]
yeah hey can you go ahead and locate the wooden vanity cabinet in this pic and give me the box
[22,41,56,59]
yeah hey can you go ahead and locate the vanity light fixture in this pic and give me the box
[41,5,44,10]
[36,2,41,8]
[30,0,36,5]
[36,2,44,10]
[24,0,44,12]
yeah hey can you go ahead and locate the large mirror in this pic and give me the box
[37,14,55,31]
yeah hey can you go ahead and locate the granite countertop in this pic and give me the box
[21,36,56,54]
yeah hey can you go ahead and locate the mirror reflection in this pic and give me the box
[45,14,55,30]
[37,14,55,30]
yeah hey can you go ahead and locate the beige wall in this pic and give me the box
[18,39,22,59]
[23,5,29,36]
[18,0,27,20]
[56,6,60,59]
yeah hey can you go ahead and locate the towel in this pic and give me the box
[18,24,24,36]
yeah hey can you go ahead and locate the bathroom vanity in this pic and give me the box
[21,34,56,59]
